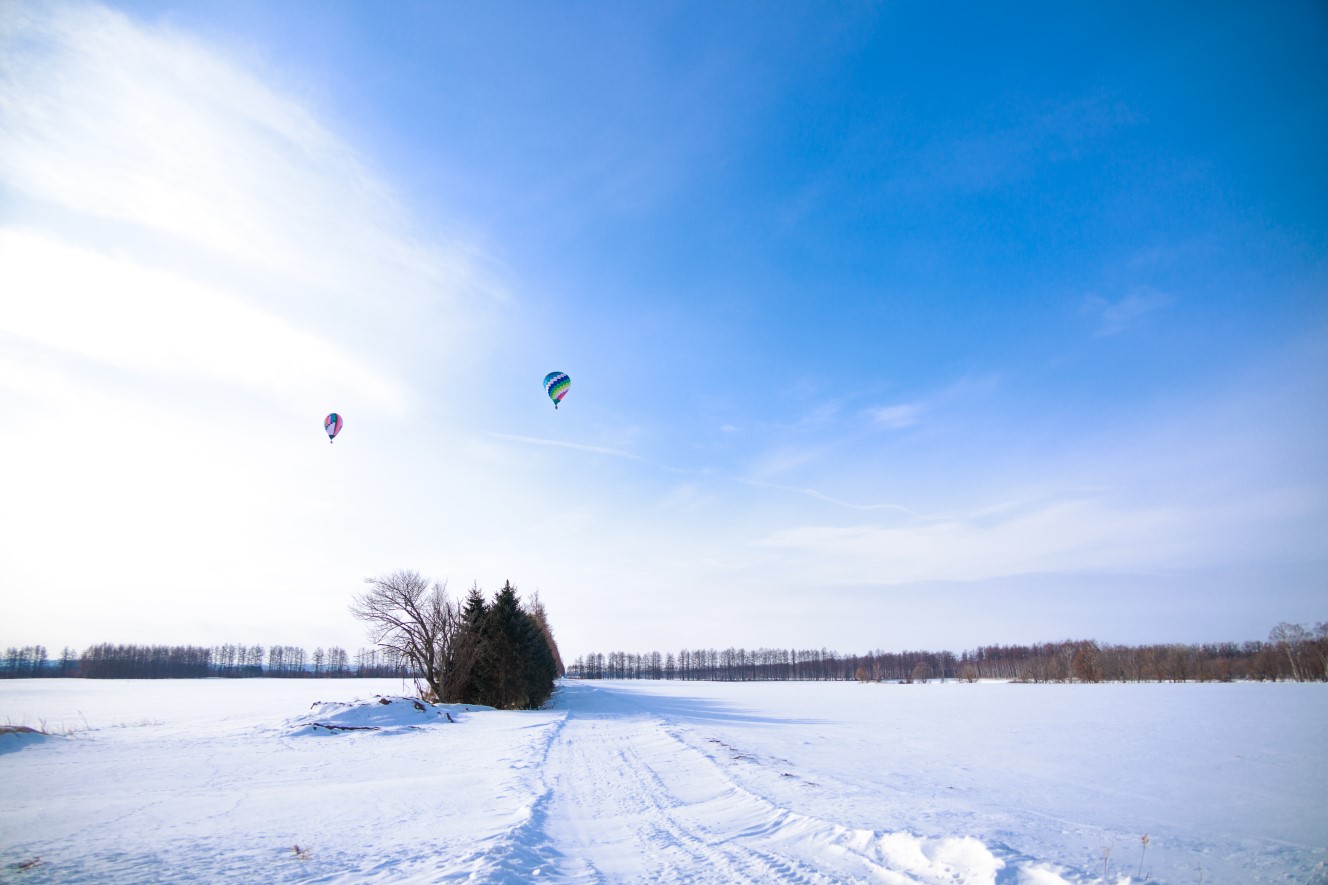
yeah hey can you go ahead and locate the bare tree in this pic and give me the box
[1269,622,1309,682]
[350,570,456,700]
[524,590,566,677]
[1313,623,1328,681]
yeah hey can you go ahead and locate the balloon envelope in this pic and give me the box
[543,372,570,408]
[325,412,343,441]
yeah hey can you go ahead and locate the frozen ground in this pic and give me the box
[1,678,1325,884]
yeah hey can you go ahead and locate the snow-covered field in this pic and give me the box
[2,678,1324,884]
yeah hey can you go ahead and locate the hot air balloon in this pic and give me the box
[543,372,570,409]
[325,412,343,443]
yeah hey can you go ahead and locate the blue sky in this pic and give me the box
[2,0,1325,660]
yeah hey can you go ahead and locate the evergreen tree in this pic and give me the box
[482,581,529,709]
[444,583,489,704]
[459,581,559,710]
[517,597,559,707]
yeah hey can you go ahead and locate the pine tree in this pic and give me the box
[444,583,489,704]
[482,581,528,708]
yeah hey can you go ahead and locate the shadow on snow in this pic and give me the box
[549,680,828,727]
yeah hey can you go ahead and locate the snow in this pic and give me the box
[288,695,474,735]
[2,678,1324,884]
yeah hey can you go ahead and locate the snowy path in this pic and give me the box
[542,684,852,882]
[529,682,1029,884]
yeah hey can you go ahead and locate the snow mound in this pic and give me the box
[0,725,53,755]
[286,695,477,736]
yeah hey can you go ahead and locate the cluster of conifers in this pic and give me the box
[351,571,565,710]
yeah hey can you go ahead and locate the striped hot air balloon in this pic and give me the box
[543,372,570,409]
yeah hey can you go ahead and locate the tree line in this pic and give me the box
[4,571,567,707]
[567,621,1328,684]
[13,617,1321,686]
[350,571,564,709]
[1,643,412,679]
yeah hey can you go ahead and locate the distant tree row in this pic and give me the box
[1,645,76,677]
[0,643,410,679]
[567,621,1328,684]
[351,571,563,709]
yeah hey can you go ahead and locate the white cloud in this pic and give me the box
[490,432,642,462]
[744,444,823,480]
[795,487,933,516]
[861,375,999,431]
[865,402,926,428]
[0,229,405,411]
[1081,288,1176,336]
[0,2,504,368]
[756,485,1322,586]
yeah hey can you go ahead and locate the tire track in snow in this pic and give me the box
[533,683,1015,884]
[541,710,825,883]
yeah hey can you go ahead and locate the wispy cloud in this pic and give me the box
[0,229,404,411]
[756,486,1319,586]
[489,432,643,462]
[0,2,503,403]
[1081,288,1176,336]
[858,374,1000,432]
[753,346,1328,585]
[777,484,938,518]
[742,444,825,481]
[864,402,926,429]
[0,4,492,299]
